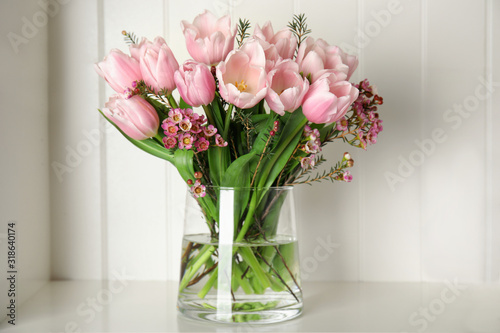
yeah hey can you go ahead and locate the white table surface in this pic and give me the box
[1,280,499,332]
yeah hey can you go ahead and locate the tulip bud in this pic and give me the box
[103,95,159,140]
[95,49,142,93]
[138,37,179,94]
[174,60,216,107]
[302,72,359,124]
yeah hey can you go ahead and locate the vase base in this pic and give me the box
[177,292,303,324]
[178,307,302,324]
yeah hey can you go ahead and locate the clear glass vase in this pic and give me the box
[177,186,302,324]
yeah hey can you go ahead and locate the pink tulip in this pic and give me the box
[252,37,280,72]
[139,37,179,94]
[296,38,358,82]
[302,71,359,124]
[216,40,268,109]
[181,10,236,66]
[265,60,309,115]
[95,49,142,93]
[254,22,297,60]
[174,60,216,107]
[103,95,159,140]
[337,47,358,81]
[129,37,149,62]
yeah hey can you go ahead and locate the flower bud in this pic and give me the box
[174,60,216,107]
[95,49,142,93]
[139,37,179,94]
[103,95,159,140]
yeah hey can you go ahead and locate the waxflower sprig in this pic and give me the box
[321,79,384,150]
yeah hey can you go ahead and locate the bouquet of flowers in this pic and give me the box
[95,10,383,323]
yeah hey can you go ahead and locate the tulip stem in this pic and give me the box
[202,104,217,127]
[166,94,179,109]
[223,104,234,140]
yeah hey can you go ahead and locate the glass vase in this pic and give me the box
[177,186,302,324]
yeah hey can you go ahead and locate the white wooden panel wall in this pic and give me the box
[49,0,103,279]
[0,0,51,314]
[48,0,500,283]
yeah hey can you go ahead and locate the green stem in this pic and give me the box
[257,116,308,188]
[198,266,218,298]
[202,104,217,127]
[239,247,271,289]
[234,263,254,294]
[179,245,215,292]
[166,94,179,109]
[234,193,258,243]
[223,104,234,140]
[154,134,164,145]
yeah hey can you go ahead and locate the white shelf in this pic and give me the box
[2,281,500,332]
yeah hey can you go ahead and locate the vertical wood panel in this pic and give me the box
[490,0,500,283]
[230,0,294,31]
[297,0,360,281]
[0,0,50,310]
[50,0,103,279]
[422,0,486,282]
[103,0,168,280]
[361,0,422,281]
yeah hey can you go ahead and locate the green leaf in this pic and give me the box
[144,96,170,121]
[179,97,193,110]
[174,149,195,182]
[207,146,230,186]
[220,151,255,225]
[210,95,225,132]
[257,109,307,188]
[221,151,255,188]
[99,110,174,163]
[319,122,335,142]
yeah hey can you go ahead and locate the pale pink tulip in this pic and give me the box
[296,38,358,82]
[265,60,309,115]
[216,40,268,109]
[103,95,159,140]
[337,47,358,80]
[174,60,216,107]
[95,49,142,93]
[252,37,281,72]
[129,37,149,61]
[254,22,297,60]
[139,37,179,94]
[302,71,359,124]
[181,10,236,66]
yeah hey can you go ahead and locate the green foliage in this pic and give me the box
[257,110,308,188]
[287,14,311,49]
[237,18,251,48]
